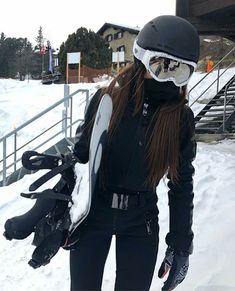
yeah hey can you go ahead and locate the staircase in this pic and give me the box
[194,75,235,134]
[189,47,235,141]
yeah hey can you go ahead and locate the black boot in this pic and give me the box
[29,229,65,268]
[3,198,56,240]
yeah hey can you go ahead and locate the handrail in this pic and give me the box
[0,88,89,142]
[190,60,235,107]
[188,46,235,106]
[223,77,235,131]
[1,119,64,162]
[0,86,90,186]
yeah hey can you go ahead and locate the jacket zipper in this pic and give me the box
[145,219,152,235]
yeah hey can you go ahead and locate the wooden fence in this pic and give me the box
[68,65,111,83]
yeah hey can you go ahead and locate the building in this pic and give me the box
[97,23,140,65]
[176,0,235,42]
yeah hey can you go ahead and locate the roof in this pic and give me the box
[176,0,235,42]
[97,22,140,35]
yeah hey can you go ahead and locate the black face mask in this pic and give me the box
[144,79,180,104]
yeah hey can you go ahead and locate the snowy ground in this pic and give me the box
[0,68,235,291]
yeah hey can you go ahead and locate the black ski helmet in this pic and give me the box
[135,15,200,63]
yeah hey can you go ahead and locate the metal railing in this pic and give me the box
[0,85,90,186]
[223,77,235,132]
[189,46,235,107]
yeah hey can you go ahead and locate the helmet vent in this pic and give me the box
[150,21,159,33]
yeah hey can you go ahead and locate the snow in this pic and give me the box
[0,68,235,291]
[69,163,89,228]
[100,21,141,32]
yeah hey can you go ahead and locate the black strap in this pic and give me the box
[22,151,61,171]
[21,189,73,203]
[29,163,72,191]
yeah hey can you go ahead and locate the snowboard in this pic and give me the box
[68,93,113,238]
[3,93,113,257]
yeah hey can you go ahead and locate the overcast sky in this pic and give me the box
[1,0,176,49]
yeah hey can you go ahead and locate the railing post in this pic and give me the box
[85,90,89,112]
[14,132,17,172]
[2,138,7,186]
[64,84,70,107]
[217,64,220,94]
[223,88,227,133]
[62,110,67,137]
[63,84,70,137]
[70,99,73,138]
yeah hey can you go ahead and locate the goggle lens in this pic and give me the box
[149,56,194,86]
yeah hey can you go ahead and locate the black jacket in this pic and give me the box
[73,89,196,253]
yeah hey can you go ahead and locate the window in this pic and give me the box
[114,31,123,39]
[106,34,113,42]
[117,31,123,39]
[117,45,125,52]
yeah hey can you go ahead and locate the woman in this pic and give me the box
[71,15,200,291]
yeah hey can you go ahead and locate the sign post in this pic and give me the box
[112,51,125,74]
[39,45,46,77]
[67,52,81,83]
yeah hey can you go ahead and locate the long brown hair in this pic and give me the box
[100,63,187,190]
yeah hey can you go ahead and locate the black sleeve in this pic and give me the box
[73,89,102,163]
[165,106,196,254]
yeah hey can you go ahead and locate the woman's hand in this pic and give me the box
[158,246,189,291]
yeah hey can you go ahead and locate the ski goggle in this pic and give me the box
[133,40,196,87]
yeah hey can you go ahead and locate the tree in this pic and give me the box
[0,35,36,79]
[0,32,6,43]
[59,27,112,74]
[13,38,34,80]
[35,26,44,50]
[34,27,55,77]
[0,37,21,78]
[33,26,46,77]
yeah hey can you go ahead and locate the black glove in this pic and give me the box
[158,246,189,291]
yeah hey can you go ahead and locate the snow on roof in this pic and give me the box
[97,22,141,35]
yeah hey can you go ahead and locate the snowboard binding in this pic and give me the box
[3,150,79,268]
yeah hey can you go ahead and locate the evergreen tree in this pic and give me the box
[0,32,6,43]
[0,34,9,77]
[35,26,44,49]
[0,35,37,79]
[59,27,112,74]
[34,26,48,77]
[13,38,34,80]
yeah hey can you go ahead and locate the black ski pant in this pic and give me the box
[70,189,159,291]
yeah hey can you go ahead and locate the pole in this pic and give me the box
[78,53,81,82]
[117,51,120,74]
[2,138,6,186]
[42,54,44,77]
[78,63,81,83]
[217,64,220,94]
[66,53,69,84]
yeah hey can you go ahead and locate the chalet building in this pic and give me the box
[176,0,235,42]
[97,23,140,64]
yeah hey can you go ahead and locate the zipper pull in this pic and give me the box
[142,103,149,116]
[146,221,152,235]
